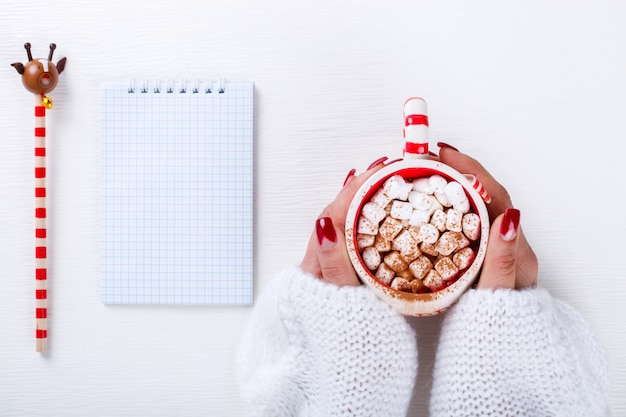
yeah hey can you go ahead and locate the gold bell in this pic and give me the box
[42,96,53,109]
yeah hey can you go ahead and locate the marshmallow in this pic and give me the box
[453,231,470,250]
[453,247,475,270]
[357,215,378,235]
[409,209,430,227]
[383,175,405,194]
[430,209,447,232]
[453,198,471,214]
[462,213,481,241]
[400,248,421,264]
[444,181,465,204]
[396,269,413,281]
[362,246,381,270]
[392,229,421,261]
[371,188,392,208]
[434,256,459,281]
[390,200,414,220]
[384,251,409,273]
[420,242,439,257]
[412,177,432,194]
[379,217,404,241]
[446,208,463,232]
[435,231,470,256]
[434,231,458,256]
[434,191,452,207]
[427,195,444,215]
[408,191,432,211]
[410,278,427,293]
[375,263,395,286]
[407,225,422,241]
[417,223,439,244]
[356,233,375,250]
[391,277,413,292]
[373,233,392,252]
[361,202,387,224]
[383,175,412,201]
[424,269,446,291]
[398,182,414,201]
[429,175,448,193]
[409,255,433,280]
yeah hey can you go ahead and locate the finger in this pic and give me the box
[477,208,521,290]
[301,231,323,278]
[436,142,538,288]
[329,157,389,229]
[437,142,512,218]
[342,168,357,187]
[313,217,360,286]
[512,230,539,289]
[301,157,389,279]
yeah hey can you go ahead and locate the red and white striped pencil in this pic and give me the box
[11,42,66,352]
[34,95,48,352]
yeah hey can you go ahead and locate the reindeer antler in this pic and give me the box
[48,43,56,61]
[24,42,33,61]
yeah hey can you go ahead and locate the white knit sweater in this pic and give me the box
[239,267,610,416]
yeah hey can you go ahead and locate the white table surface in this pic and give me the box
[1,0,624,415]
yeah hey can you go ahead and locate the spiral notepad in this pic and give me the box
[101,79,254,304]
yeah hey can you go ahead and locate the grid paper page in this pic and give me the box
[101,80,254,304]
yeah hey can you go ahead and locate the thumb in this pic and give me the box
[315,217,360,286]
[477,208,521,290]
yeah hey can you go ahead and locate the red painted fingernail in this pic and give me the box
[316,217,337,247]
[437,142,459,152]
[500,208,520,241]
[367,156,388,170]
[343,168,356,186]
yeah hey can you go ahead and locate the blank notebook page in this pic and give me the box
[101,80,254,304]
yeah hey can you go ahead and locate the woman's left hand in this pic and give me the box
[300,157,389,286]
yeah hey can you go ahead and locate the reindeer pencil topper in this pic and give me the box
[12,42,67,108]
[12,42,67,353]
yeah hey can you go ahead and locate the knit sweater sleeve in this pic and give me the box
[429,287,611,417]
[238,266,417,417]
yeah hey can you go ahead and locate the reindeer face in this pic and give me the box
[20,59,61,94]
[12,43,67,95]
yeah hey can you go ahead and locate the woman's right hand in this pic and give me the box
[437,143,538,290]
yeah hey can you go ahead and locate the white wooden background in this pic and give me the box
[1,1,624,415]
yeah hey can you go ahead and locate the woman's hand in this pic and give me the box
[300,157,390,286]
[301,144,538,291]
[437,143,538,290]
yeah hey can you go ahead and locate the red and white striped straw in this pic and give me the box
[34,94,48,352]
[403,97,429,159]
